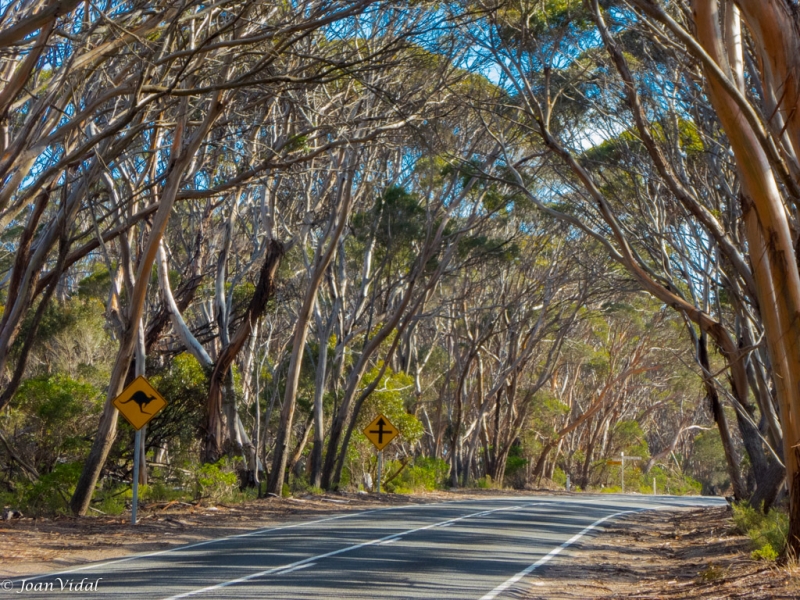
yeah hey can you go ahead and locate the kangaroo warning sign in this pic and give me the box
[363,414,399,451]
[113,376,167,430]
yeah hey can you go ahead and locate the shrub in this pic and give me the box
[195,460,238,502]
[504,445,528,489]
[476,475,494,489]
[732,502,789,560]
[12,374,103,473]
[400,457,448,491]
[11,461,83,516]
[552,467,567,487]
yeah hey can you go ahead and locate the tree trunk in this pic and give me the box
[692,0,800,549]
[205,239,284,463]
[698,332,744,499]
[309,301,336,488]
[269,168,353,495]
[71,95,224,515]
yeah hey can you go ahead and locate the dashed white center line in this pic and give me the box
[276,563,316,575]
[378,537,401,545]
[165,503,535,599]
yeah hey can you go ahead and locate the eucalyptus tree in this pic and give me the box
[622,0,800,552]
[0,0,422,515]
[458,0,787,511]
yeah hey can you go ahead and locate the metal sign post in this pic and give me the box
[608,454,641,494]
[132,429,141,524]
[377,451,383,494]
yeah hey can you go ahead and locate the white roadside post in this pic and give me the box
[621,452,624,493]
[653,477,656,495]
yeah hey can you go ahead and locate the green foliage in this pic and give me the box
[147,353,208,452]
[475,475,494,489]
[11,374,103,471]
[613,420,650,460]
[732,502,788,561]
[195,460,239,502]
[15,297,115,385]
[457,235,519,264]
[552,467,567,487]
[504,445,528,489]
[141,480,185,503]
[687,431,732,495]
[77,264,112,299]
[357,365,423,445]
[752,545,779,561]
[350,185,427,271]
[388,457,449,493]
[1,461,83,516]
[639,466,701,496]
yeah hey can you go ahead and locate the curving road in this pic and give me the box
[6,494,724,599]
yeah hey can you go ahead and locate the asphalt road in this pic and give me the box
[6,494,724,599]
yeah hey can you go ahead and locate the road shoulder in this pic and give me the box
[524,505,800,599]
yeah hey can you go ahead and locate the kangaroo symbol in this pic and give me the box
[120,390,158,414]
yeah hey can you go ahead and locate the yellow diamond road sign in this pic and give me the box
[363,414,399,451]
[112,376,167,430]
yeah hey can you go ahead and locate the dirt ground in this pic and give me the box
[525,506,800,599]
[3,492,799,599]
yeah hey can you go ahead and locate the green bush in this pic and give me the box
[9,461,83,516]
[641,466,701,496]
[195,460,238,502]
[732,502,789,560]
[504,445,528,489]
[386,457,449,493]
[752,544,779,561]
[476,475,494,489]
[11,374,103,473]
[552,467,567,487]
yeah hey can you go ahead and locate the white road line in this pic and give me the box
[378,537,401,545]
[478,508,642,600]
[10,510,372,584]
[11,497,496,584]
[164,503,537,599]
[275,563,315,575]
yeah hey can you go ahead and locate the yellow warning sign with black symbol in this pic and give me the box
[112,376,167,430]
[363,414,399,451]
